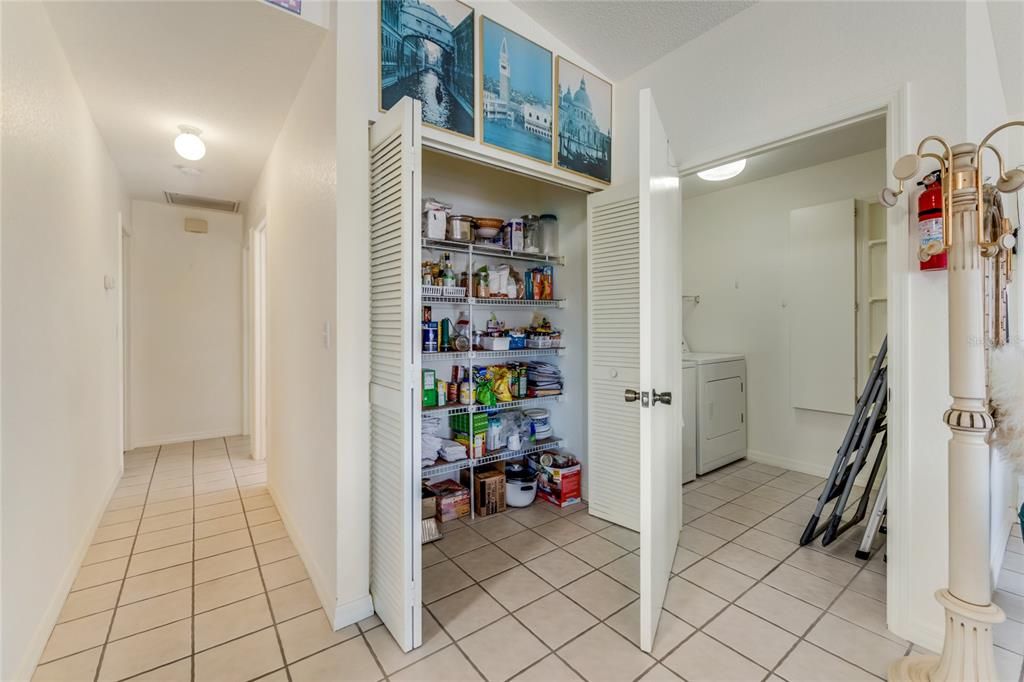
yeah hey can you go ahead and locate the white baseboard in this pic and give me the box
[16,464,123,681]
[747,449,880,490]
[747,449,833,478]
[268,482,372,632]
[991,505,1016,588]
[333,594,374,630]
[132,428,241,449]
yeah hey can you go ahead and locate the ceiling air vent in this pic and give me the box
[164,192,240,213]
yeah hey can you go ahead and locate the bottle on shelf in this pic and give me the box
[442,253,456,288]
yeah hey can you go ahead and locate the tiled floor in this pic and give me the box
[34,447,1024,681]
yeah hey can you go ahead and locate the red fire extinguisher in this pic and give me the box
[918,172,947,271]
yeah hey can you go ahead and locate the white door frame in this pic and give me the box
[677,86,912,642]
[120,212,132,456]
[250,218,268,462]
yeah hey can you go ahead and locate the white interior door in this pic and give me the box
[368,97,422,652]
[587,89,682,652]
[251,221,268,462]
[638,89,683,652]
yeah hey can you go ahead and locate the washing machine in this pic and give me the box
[681,352,747,476]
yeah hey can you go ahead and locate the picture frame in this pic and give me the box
[479,17,554,164]
[379,0,476,139]
[265,0,301,15]
[555,57,612,183]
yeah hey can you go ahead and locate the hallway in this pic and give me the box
[32,438,334,681]
[33,447,1024,681]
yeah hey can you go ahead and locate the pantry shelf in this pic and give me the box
[422,293,565,308]
[421,394,563,418]
[422,437,564,478]
[422,238,565,266]
[422,348,565,363]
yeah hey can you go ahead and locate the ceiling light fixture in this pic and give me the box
[697,159,746,181]
[174,125,206,161]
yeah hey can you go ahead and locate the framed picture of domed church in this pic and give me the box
[555,57,612,183]
[379,0,475,139]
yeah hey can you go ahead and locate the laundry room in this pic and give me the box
[678,116,890,482]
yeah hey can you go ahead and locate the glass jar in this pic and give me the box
[521,214,540,253]
[539,214,558,255]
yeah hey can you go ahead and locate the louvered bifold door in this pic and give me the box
[369,97,422,653]
[587,184,642,532]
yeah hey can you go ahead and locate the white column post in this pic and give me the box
[891,143,1005,682]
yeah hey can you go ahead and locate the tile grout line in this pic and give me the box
[225,436,293,682]
[191,439,197,682]
[412,464,899,681]
[414,471,771,680]
[91,445,163,682]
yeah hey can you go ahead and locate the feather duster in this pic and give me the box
[990,343,1024,473]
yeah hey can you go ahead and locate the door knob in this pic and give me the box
[624,389,640,403]
[652,390,672,406]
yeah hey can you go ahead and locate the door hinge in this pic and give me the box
[740,382,744,393]
[740,413,744,424]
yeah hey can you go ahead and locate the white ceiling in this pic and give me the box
[510,0,754,81]
[44,1,326,207]
[681,116,886,198]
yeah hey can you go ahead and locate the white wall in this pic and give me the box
[1,2,129,678]
[129,200,243,446]
[247,26,356,625]
[965,1,1019,584]
[682,149,886,475]
[613,1,969,650]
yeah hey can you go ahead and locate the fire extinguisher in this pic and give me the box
[918,171,947,271]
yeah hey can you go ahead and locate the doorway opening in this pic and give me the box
[678,113,891,550]
[250,218,268,463]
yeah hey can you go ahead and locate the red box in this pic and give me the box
[531,452,581,508]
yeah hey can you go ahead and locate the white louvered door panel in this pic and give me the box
[369,97,421,653]
[588,186,642,533]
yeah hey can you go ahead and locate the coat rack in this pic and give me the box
[880,122,1023,682]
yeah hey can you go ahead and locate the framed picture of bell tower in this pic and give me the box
[480,17,554,164]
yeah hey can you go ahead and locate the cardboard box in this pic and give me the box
[429,479,470,522]
[421,485,437,520]
[454,432,485,459]
[422,369,437,407]
[462,468,506,517]
[530,452,582,508]
[449,412,488,434]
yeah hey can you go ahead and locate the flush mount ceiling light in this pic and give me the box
[174,125,206,161]
[697,159,746,181]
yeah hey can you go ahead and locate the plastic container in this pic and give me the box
[539,214,558,255]
[480,336,511,351]
[522,214,540,253]
[524,408,552,441]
